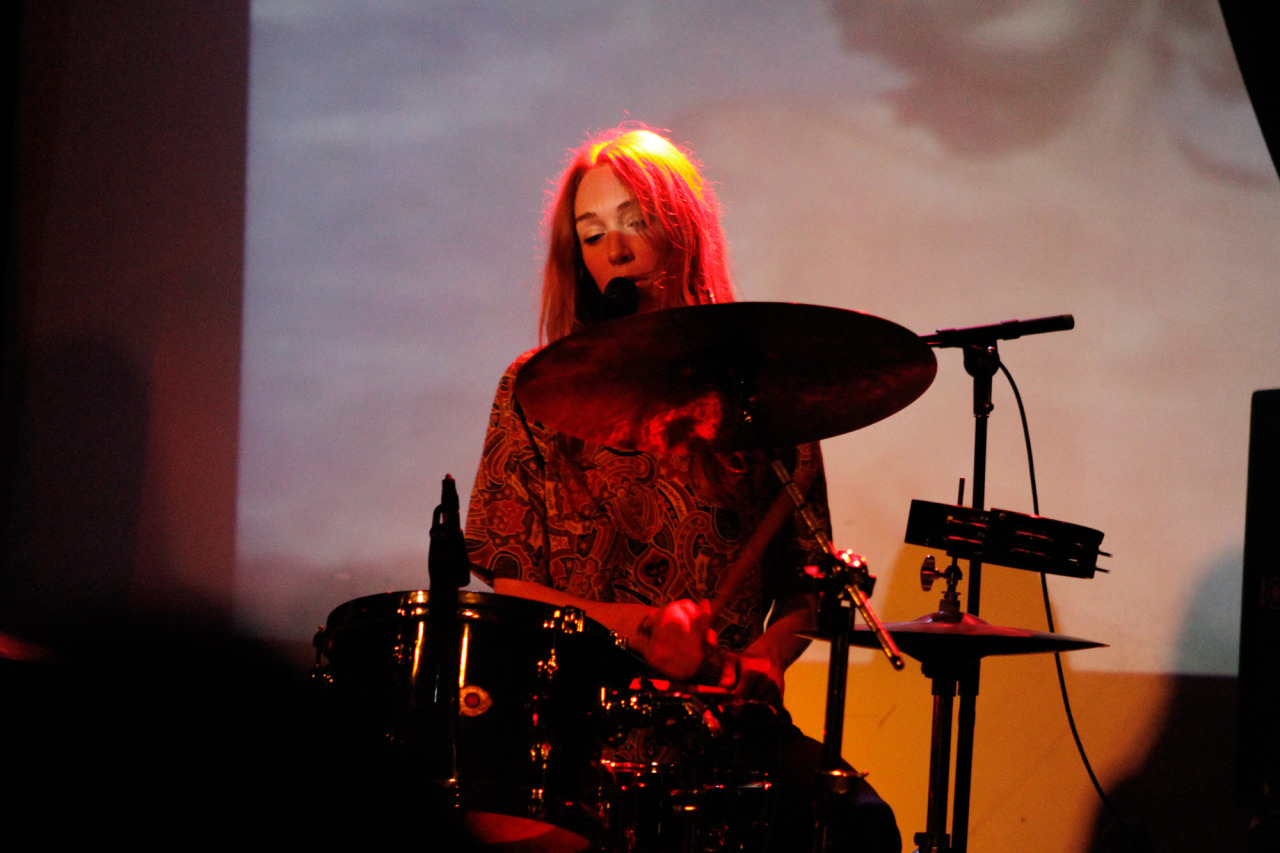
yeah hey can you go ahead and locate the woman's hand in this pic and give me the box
[715,643,786,711]
[637,599,716,681]
[713,590,816,710]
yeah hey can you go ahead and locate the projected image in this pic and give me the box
[239,0,1278,692]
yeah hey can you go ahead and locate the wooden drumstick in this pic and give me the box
[708,457,817,623]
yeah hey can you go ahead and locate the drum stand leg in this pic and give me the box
[810,561,895,853]
[813,616,852,853]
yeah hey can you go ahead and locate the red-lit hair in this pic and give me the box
[540,125,735,343]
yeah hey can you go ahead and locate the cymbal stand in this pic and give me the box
[914,552,965,853]
[736,396,904,853]
[806,547,898,853]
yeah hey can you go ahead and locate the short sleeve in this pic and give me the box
[463,354,553,587]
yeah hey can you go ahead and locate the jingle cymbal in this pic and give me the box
[803,611,1105,664]
[515,302,936,453]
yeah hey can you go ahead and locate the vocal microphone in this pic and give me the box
[922,314,1074,348]
[600,277,639,320]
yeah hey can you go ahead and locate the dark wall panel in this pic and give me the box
[1239,389,1280,812]
[2,0,249,642]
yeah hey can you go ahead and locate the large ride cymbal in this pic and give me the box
[805,611,1105,665]
[515,302,937,453]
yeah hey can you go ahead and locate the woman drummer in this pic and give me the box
[464,124,900,853]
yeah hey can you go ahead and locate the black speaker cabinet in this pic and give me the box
[1239,389,1280,809]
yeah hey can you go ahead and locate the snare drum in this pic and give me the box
[313,590,636,850]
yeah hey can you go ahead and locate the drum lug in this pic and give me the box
[536,650,559,680]
[545,606,586,635]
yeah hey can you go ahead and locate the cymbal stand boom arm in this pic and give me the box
[758,446,905,674]
[731,377,905,671]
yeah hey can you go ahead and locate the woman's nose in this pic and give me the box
[606,231,634,265]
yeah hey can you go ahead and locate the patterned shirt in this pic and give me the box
[464,351,831,652]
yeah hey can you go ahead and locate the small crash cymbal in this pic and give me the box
[515,302,936,454]
[803,611,1105,664]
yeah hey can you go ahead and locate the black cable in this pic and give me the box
[998,360,1147,853]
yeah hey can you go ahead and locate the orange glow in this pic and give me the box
[587,129,708,204]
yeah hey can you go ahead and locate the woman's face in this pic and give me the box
[573,165,671,307]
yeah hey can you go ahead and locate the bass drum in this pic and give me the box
[312,590,638,851]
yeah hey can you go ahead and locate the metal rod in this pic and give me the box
[949,343,999,853]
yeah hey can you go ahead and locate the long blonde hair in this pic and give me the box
[540,126,735,343]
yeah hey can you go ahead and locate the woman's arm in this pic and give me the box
[494,578,716,682]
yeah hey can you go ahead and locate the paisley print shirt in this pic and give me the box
[465,352,831,652]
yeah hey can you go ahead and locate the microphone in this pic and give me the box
[428,474,470,589]
[599,277,639,320]
[922,314,1074,348]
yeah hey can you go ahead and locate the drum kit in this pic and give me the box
[311,303,1107,852]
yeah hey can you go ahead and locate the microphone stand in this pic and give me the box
[948,341,998,853]
[920,315,1073,853]
[421,474,472,835]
